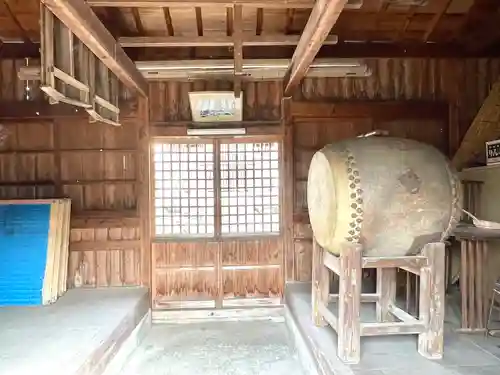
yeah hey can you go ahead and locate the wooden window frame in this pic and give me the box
[150,135,283,241]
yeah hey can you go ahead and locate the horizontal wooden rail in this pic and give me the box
[362,256,428,269]
[329,293,379,303]
[290,101,449,121]
[70,240,140,251]
[360,321,426,337]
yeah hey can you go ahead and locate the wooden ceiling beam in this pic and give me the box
[119,34,339,47]
[86,0,364,9]
[195,7,204,36]
[163,8,175,36]
[284,9,296,35]
[397,5,417,41]
[40,0,148,97]
[0,100,135,120]
[226,7,233,36]
[422,0,452,42]
[233,5,243,97]
[132,8,145,34]
[10,40,500,61]
[284,0,348,96]
[452,82,500,170]
[256,7,263,36]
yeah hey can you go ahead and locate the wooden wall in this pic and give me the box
[0,115,142,287]
[0,59,142,288]
[148,80,283,123]
[147,58,500,290]
[1,57,500,300]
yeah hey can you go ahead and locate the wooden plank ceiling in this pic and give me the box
[1,0,500,60]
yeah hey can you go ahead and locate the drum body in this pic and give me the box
[307,136,462,257]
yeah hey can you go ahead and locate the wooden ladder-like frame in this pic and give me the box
[312,240,446,364]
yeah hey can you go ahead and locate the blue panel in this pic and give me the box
[0,203,51,306]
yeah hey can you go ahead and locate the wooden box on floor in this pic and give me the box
[0,199,72,306]
[312,240,446,364]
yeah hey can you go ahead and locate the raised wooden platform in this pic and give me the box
[285,282,500,375]
[0,287,150,375]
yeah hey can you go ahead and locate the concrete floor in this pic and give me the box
[0,287,148,375]
[285,282,500,375]
[118,321,304,375]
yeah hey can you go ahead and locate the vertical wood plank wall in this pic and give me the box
[0,58,141,287]
[1,58,500,297]
[0,114,142,287]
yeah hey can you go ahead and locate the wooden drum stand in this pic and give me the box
[312,240,446,364]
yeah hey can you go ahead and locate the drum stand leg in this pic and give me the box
[418,243,446,359]
[337,242,362,363]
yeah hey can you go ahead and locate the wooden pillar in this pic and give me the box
[137,97,151,290]
[376,268,396,322]
[481,240,489,326]
[312,239,329,326]
[418,242,446,359]
[281,97,295,281]
[461,240,468,328]
[337,242,362,364]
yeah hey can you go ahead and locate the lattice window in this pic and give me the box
[153,142,215,237]
[220,142,280,235]
[152,139,280,238]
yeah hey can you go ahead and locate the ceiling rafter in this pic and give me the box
[284,9,296,35]
[256,8,264,36]
[284,0,348,96]
[132,8,145,34]
[1,0,33,44]
[163,7,175,36]
[118,34,340,47]
[422,0,452,42]
[195,7,203,36]
[396,4,418,41]
[455,0,499,42]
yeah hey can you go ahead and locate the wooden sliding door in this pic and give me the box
[150,137,283,310]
